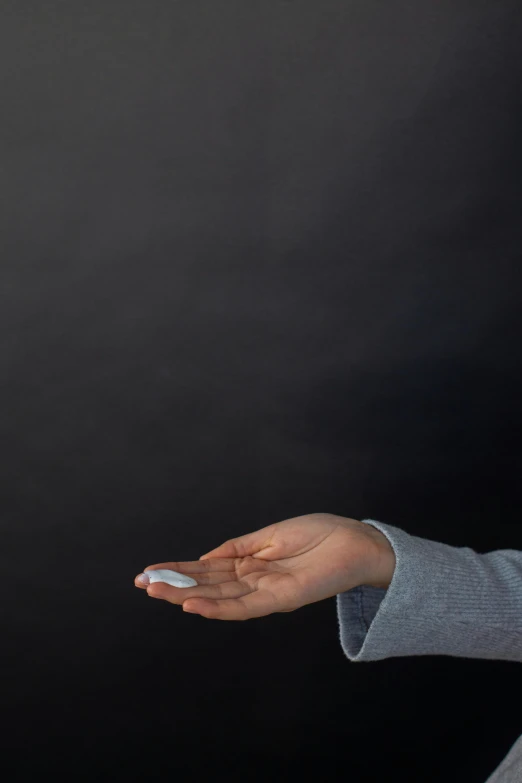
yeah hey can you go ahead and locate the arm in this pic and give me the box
[337,518,522,663]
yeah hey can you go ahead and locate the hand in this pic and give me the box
[134,512,395,621]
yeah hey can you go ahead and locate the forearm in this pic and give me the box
[338,518,522,663]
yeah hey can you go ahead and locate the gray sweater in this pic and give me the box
[336,519,522,782]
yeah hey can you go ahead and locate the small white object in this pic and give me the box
[145,569,198,588]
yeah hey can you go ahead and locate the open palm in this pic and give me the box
[134,513,385,620]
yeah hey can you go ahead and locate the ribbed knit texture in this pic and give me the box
[336,519,522,782]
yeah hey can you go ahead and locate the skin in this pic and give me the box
[134,512,396,621]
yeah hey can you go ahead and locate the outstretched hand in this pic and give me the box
[134,512,394,621]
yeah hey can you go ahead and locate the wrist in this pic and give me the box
[364,527,396,589]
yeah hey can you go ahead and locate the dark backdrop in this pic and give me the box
[1,2,521,781]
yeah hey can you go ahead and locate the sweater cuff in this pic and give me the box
[336,519,522,663]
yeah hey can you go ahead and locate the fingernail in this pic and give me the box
[137,573,150,585]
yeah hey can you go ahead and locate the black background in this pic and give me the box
[1,2,522,781]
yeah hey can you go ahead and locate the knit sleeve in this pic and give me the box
[336,519,522,663]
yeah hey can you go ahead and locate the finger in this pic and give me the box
[146,578,254,604]
[134,570,237,589]
[142,559,238,573]
[199,523,278,560]
[182,590,281,621]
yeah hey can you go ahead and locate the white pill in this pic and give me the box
[145,569,198,588]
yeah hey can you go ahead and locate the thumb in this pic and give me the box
[199,523,277,560]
